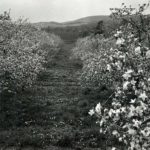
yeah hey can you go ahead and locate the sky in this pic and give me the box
[0,0,150,22]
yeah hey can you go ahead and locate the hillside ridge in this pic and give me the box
[33,15,111,28]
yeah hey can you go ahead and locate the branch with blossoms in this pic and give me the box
[89,3,150,150]
[110,2,150,45]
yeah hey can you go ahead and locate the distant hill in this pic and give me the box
[33,21,64,28]
[33,15,111,28]
[34,15,118,42]
[63,15,110,25]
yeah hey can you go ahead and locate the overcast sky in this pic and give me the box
[0,0,149,22]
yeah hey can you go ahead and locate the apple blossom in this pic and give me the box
[135,46,141,55]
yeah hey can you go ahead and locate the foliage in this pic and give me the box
[94,20,105,35]
[42,24,95,41]
[90,3,150,150]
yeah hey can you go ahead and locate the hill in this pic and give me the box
[63,15,110,25]
[34,15,118,42]
[33,15,111,28]
[33,21,64,28]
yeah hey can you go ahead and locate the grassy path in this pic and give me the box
[32,41,102,149]
[0,41,108,150]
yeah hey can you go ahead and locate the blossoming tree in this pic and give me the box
[89,3,150,150]
[0,12,62,96]
[72,34,119,89]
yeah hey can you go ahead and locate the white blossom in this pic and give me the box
[128,128,136,135]
[139,91,147,101]
[130,99,136,104]
[106,64,111,72]
[95,103,102,115]
[135,46,141,55]
[112,130,118,136]
[116,38,125,45]
[123,81,130,90]
[146,50,150,59]
[115,61,122,70]
[114,30,122,38]
[122,69,133,80]
[138,69,143,73]
[131,80,136,85]
[88,109,95,116]
[132,119,141,128]
[108,109,115,117]
[141,127,150,137]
